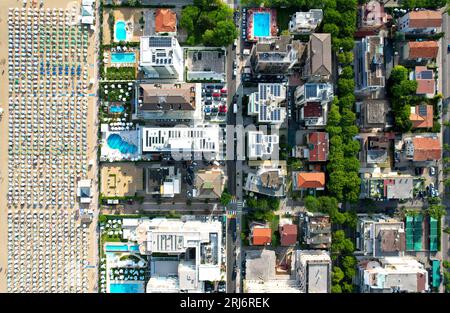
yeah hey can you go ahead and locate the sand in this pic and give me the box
[0,0,99,292]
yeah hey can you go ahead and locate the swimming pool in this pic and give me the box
[107,134,138,155]
[110,282,144,293]
[115,21,127,41]
[105,244,139,252]
[253,13,270,37]
[110,105,125,113]
[111,53,136,64]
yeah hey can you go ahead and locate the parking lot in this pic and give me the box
[202,83,228,122]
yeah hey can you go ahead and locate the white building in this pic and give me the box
[294,83,333,128]
[289,9,323,34]
[398,10,442,34]
[357,257,428,293]
[135,218,223,293]
[80,0,94,25]
[354,36,385,96]
[140,36,184,81]
[356,214,405,257]
[295,250,331,293]
[248,83,287,125]
[141,125,220,157]
[247,131,279,159]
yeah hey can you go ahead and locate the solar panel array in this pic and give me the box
[418,105,427,116]
[149,36,173,48]
[420,70,433,80]
[258,83,282,100]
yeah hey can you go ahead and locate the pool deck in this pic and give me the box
[102,7,145,45]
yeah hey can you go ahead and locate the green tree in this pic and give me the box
[304,196,320,212]
[179,6,200,35]
[220,190,232,206]
[327,102,342,127]
[341,282,354,293]
[427,204,446,219]
[332,267,345,284]
[340,108,356,127]
[337,79,355,96]
[331,284,342,293]
[341,66,354,79]
[323,23,340,37]
[202,20,238,47]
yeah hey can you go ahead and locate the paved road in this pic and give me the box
[440,12,450,275]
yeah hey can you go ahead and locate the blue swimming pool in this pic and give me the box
[110,105,125,113]
[110,282,144,293]
[115,21,127,41]
[111,52,136,64]
[253,13,270,37]
[107,134,138,155]
[105,244,139,252]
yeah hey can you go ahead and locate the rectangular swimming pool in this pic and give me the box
[105,244,139,252]
[110,282,144,293]
[253,13,270,37]
[111,52,136,64]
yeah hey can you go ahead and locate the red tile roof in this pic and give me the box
[252,227,272,245]
[303,102,323,118]
[308,132,329,162]
[155,9,177,33]
[415,66,435,95]
[408,10,442,28]
[295,172,325,189]
[280,224,297,246]
[410,104,433,129]
[408,41,439,59]
[413,137,441,161]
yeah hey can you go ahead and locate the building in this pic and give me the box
[135,83,202,122]
[295,83,333,129]
[135,217,223,293]
[364,135,390,167]
[398,10,442,34]
[139,36,183,80]
[356,214,406,257]
[358,1,389,32]
[193,167,226,199]
[141,125,220,157]
[244,168,285,197]
[250,224,272,246]
[155,9,177,34]
[77,179,91,204]
[410,104,433,129]
[244,249,302,293]
[412,66,435,98]
[303,132,329,162]
[145,166,181,198]
[247,131,279,159]
[359,99,389,130]
[403,41,439,61]
[80,3,94,25]
[288,9,323,34]
[280,224,298,246]
[361,173,414,200]
[404,136,441,163]
[300,212,332,250]
[357,257,428,293]
[295,250,331,293]
[303,33,332,82]
[250,36,304,75]
[292,172,326,191]
[354,36,385,96]
[248,83,287,125]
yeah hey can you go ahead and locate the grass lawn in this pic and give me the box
[270,215,280,247]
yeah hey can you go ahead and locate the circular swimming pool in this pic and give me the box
[107,134,137,154]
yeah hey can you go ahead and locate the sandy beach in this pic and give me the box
[0,0,99,292]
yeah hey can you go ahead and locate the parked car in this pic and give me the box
[429,167,436,176]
